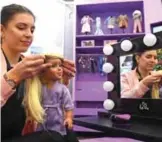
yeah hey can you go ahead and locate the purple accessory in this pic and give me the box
[111,114,131,124]
[115,114,131,120]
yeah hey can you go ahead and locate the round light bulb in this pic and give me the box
[102,63,114,73]
[121,40,133,52]
[103,45,114,55]
[103,99,115,110]
[143,33,157,47]
[103,81,114,92]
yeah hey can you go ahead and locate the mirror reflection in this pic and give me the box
[120,49,162,99]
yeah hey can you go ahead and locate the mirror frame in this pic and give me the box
[108,31,162,118]
[150,21,162,33]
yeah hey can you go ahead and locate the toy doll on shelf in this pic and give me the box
[117,14,128,33]
[94,17,104,35]
[77,56,86,72]
[90,56,98,73]
[104,16,116,34]
[77,56,91,73]
[81,15,93,35]
[132,10,142,33]
[97,56,107,76]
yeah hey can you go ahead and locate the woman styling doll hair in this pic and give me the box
[23,54,74,138]
[121,50,162,99]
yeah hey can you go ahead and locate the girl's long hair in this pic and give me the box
[131,52,143,70]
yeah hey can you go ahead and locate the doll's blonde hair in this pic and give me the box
[152,70,162,99]
[23,54,64,123]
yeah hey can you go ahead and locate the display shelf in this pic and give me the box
[76,1,143,14]
[74,108,105,116]
[75,101,104,107]
[76,33,145,41]
[76,46,103,54]
[76,46,103,49]
[76,1,145,35]
[74,1,145,119]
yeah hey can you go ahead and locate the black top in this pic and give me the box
[1,50,26,140]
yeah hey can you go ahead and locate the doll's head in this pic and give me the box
[96,17,101,22]
[132,10,142,17]
[40,55,64,84]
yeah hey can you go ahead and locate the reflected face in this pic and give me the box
[43,58,63,81]
[137,50,158,71]
[1,13,35,53]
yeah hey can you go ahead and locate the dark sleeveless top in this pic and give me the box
[1,51,26,140]
[136,68,151,98]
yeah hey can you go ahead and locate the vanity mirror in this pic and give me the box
[151,21,162,33]
[104,31,162,118]
[120,49,162,99]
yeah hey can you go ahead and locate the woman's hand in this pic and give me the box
[63,59,76,78]
[62,59,76,86]
[5,55,52,85]
[142,71,162,87]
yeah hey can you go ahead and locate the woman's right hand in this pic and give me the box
[5,55,52,85]
[142,71,162,87]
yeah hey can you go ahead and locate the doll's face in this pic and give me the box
[43,58,63,81]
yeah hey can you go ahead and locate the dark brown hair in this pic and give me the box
[131,52,143,70]
[1,4,35,26]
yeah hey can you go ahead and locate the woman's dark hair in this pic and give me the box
[131,52,143,70]
[1,4,35,26]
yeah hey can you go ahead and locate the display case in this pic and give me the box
[74,1,145,117]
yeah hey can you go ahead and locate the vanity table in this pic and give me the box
[74,31,162,142]
[74,112,162,142]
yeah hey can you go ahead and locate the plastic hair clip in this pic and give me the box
[110,114,131,124]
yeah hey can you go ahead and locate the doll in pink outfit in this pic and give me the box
[132,10,142,33]
[121,50,162,98]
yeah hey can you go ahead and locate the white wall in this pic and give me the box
[0,0,66,55]
[143,0,162,33]
[63,4,74,97]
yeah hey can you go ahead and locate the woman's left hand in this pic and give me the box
[63,59,76,78]
[62,59,76,85]
[150,70,162,84]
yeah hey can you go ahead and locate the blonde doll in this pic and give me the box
[151,70,162,99]
[22,54,74,137]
